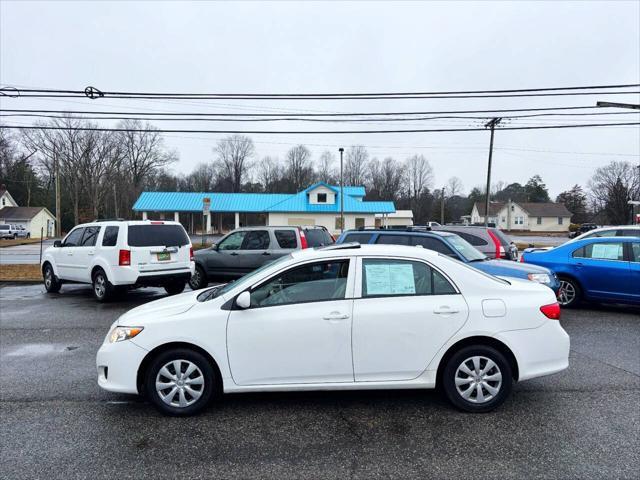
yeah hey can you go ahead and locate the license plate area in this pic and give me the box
[156,252,171,261]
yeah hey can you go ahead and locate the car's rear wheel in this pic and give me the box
[188,265,208,290]
[145,348,216,416]
[558,277,581,308]
[165,281,186,295]
[92,269,113,302]
[43,264,61,293]
[442,345,512,413]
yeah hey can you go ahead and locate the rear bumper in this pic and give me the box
[110,263,194,285]
[134,271,192,287]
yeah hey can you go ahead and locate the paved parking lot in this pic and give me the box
[0,283,638,479]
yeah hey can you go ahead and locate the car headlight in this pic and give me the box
[109,326,144,343]
[527,273,551,284]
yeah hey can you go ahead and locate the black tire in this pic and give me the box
[558,276,581,308]
[442,345,513,413]
[43,263,62,293]
[92,268,113,302]
[165,281,186,295]
[188,265,208,290]
[145,348,216,416]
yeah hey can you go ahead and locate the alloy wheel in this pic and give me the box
[94,274,106,298]
[155,359,205,408]
[455,356,503,404]
[558,280,576,306]
[44,268,52,289]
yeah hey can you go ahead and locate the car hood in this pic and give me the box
[474,259,552,276]
[117,290,199,325]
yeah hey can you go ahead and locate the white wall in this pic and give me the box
[28,210,56,238]
[267,212,376,234]
[528,216,570,232]
[0,192,18,209]
[307,186,336,205]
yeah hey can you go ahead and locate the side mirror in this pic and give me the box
[53,240,62,248]
[235,291,251,309]
[211,243,218,251]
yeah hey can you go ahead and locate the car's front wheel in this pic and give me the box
[188,265,208,290]
[145,348,216,416]
[43,264,62,293]
[558,277,581,308]
[442,345,512,413]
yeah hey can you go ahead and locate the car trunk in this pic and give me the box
[127,224,191,273]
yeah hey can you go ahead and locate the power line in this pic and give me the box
[2,122,639,135]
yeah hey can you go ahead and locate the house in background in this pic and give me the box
[471,201,572,232]
[0,187,18,209]
[0,186,56,238]
[375,210,413,228]
[133,182,396,234]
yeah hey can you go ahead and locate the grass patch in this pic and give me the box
[0,238,45,248]
[0,264,42,282]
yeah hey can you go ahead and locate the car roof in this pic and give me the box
[343,229,455,238]
[291,242,440,260]
[70,220,184,228]
[571,236,639,245]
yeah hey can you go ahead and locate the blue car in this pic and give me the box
[521,236,640,308]
[336,229,561,294]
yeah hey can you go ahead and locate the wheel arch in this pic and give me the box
[435,336,520,387]
[136,341,223,396]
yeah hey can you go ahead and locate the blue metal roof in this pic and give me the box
[133,186,394,214]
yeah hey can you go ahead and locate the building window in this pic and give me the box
[1,198,5,206]
[515,216,524,225]
[335,217,344,230]
[537,217,542,225]
[501,216,506,223]
[317,193,327,203]
[355,217,365,229]
[558,217,563,225]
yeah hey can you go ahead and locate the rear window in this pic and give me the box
[0,225,9,230]
[442,230,488,246]
[343,232,374,244]
[304,228,334,247]
[275,230,298,249]
[127,224,189,247]
[376,234,410,245]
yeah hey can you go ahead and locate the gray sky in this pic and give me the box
[1,0,639,197]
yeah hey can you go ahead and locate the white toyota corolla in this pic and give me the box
[97,243,569,415]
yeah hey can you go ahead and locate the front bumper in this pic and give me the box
[498,320,570,381]
[96,339,148,394]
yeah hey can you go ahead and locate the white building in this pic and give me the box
[0,187,56,238]
[470,201,572,232]
[133,183,396,235]
[375,210,414,228]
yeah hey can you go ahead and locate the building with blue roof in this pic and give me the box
[132,182,400,234]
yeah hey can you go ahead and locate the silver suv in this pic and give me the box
[189,225,334,289]
[432,225,519,261]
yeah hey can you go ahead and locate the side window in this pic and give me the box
[361,258,456,297]
[620,229,640,237]
[376,234,410,245]
[443,231,487,247]
[241,230,270,250]
[62,228,84,247]
[102,226,119,247]
[411,236,456,256]
[218,231,246,251]
[343,233,373,244]
[79,226,101,247]
[274,230,297,249]
[590,230,617,238]
[250,260,350,307]
[631,243,640,263]
[576,242,625,261]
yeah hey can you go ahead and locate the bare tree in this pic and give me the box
[588,161,639,224]
[344,145,368,186]
[368,157,405,201]
[214,134,254,192]
[285,145,314,191]
[447,176,464,197]
[257,156,284,192]
[185,162,217,192]
[405,154,433,199]
[316,150,336,184]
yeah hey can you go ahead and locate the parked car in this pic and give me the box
[523,225,640,254]
[521,236,640,307]
[0,224,15,239]
[41,220,194,302]
[337,229,560,293]
[189,225,334,290]
[14,225,30,238]
[433,225,518,260]
[569,223,598,238]
[96,243,569,416]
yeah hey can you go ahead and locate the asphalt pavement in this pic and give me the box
[0,239,54,264]
[0,283,638,479]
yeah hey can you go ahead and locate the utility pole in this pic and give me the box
[53,144,61,237]
[483,117,502,227]
[339,147,345,233]
[440,187,445,225]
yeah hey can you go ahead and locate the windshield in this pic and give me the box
[197,254,293,301]
[446,235,487,262]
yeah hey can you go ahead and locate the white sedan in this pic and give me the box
[97,243,569,415]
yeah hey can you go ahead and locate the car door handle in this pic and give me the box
[88,251,95,256]
[433,307,460,315]
[262,252,271,256]
[230,252,239,256]
[323,313,350,320]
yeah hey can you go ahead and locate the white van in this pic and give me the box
[41,220,194,301]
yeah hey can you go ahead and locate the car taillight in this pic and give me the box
[299,229,308,249]
[189,247,194,261]
[118,249,131,266]
[487,230,503,258]
[540,302,561,320]
[520,255,526,263]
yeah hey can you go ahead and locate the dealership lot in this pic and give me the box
[0,283,638,479]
